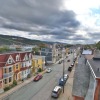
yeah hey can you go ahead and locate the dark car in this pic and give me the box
[68,66,73,72]
[33,75,43,81]
[58,61,62,64]
[59,78,66,86]
[67,59,70,62]
[51,86,62,98]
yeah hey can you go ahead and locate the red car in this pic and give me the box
[33,75,43,81]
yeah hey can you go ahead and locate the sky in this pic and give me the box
[0,0,100,44]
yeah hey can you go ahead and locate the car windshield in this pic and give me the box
[60,78,64,81]
[52,91,57,93]
[64,74,67,76]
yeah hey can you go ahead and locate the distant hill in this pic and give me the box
[0,34,68,46]
[0,34,42,45]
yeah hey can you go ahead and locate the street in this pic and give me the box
[3,54,74,100]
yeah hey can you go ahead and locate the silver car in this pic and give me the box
[51,86,62,98]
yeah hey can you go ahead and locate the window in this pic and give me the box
[9,77,12,82]
[16,55,19,61]
[16,64,18,69]
[9,67,12,72]
[29,54,31,59]
[8,59,12,64]
[4,79,7,84]
[4,68,7,73]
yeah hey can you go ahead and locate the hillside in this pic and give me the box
[0,35,42,45]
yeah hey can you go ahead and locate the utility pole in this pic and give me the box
[63,58,64,93]
[73,49,74,62]
[62,48,65,93]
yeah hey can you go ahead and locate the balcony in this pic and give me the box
[3,72,13,78]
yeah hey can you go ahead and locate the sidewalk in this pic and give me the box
[58,59,77,100]
[0,70,46,100]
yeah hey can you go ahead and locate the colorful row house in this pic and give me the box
[32,56,45,74]
[0,52,32,92]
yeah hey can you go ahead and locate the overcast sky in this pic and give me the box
[0,0,100,44]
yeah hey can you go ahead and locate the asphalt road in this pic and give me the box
[4,54,74,100]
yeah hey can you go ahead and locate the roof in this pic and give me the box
[87,50,100,78]
[72,55,90,98]
[0,51,32,67]
[82,50,92,55]
[88,58,100,78]
[53,86,61,92]
[0,54,10,67]
[20,52,26,61]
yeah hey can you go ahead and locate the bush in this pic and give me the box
[13,80,17,86]
[4,86,10,91]
[38,68,42,72]
[27,74,31,78]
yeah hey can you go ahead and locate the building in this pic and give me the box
[72,50,100,100]
[40,45,59,64]
[0,51,32,93]
[0,61,4,93]
[20,52,32,80]
[32,56,44,74]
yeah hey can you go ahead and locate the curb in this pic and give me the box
[0,70,46,100]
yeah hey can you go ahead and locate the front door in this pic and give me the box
[0,81,2,88]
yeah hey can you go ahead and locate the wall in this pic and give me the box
[0,68,3,79]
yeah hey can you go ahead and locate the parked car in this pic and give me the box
[71,63,74,67]
[51,86,62,98]
[68,66,73,72]
[58,61,62,64]
[64,74,69,80]
[33,75,43,81]
[73,60,76,63]
[46,68,52,73]
[67,59,70,62]
[59,78,66,86]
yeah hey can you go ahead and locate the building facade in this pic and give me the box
[0,51,32,91]
[32,56,44,74]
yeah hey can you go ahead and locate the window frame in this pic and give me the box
[9,77,12,83]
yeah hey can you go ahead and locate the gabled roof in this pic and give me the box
[0,51,32,67]
[0,54,10,67]
[20,52,26,61]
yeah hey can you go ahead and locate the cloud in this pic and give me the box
[0,0,100,44]
[0,0,81,43]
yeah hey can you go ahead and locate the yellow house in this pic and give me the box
[13,62,21,81]
[32,56,43,74]
[66,48,70,55]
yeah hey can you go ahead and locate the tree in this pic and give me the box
[0,46,10,53]
[96,41,100,50]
